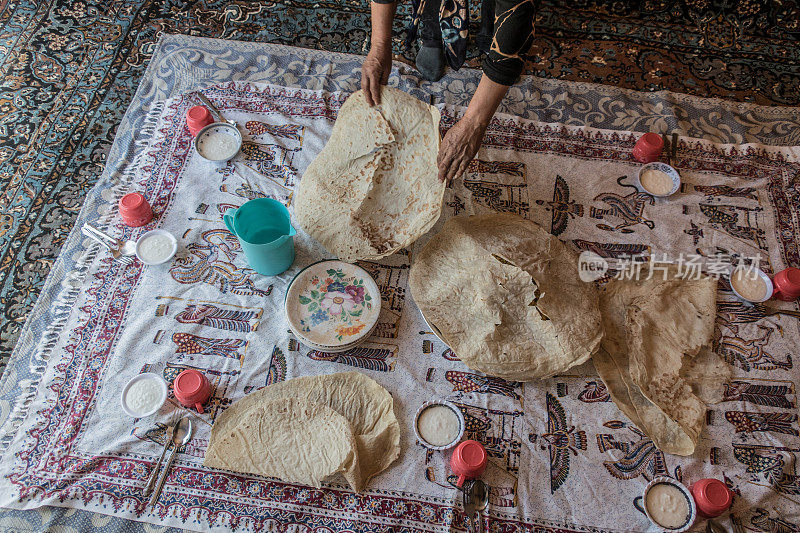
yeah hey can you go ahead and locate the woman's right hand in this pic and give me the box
[361,45,392,106]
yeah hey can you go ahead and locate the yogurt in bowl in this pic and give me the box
[136,229,178,265]
[121,373,168,418]
[195,122,242,162]
[413,400,465,451]
[729,265,773,303]
[637,162,681,197]
[641,477,697,532]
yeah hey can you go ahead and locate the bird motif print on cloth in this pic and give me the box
[725,411,799,436]
[722,381,796,409]
[591,176,655,233]
[245,121,304,141]
[534,175,584,236]
[445,370,521,400]
[175,304,261,332]
[172,332,247,361]
[530,393,588,493]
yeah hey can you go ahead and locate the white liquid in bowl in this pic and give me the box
[731,268,768,301]
[646,483,690,530]
[640,168,675,196]
[138,233,174,264]
[197,127,240,160]
[417,404,461,447]
[124,377,164,416]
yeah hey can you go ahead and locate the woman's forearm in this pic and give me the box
[371,2,397,51]
[463,74,510,126]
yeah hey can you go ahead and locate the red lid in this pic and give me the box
[119,192,144,211]
[691,479,732,517]
[174,369,210,404]
[773,267,800,300]
[450,440,488,487]
[461,441,487,466]
[785,267,800,285]
[639,132,664,151]
[187,106,210,122]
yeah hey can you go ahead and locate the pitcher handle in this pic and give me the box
[223,208,237,236]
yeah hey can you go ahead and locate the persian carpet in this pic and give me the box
[0,36,799,533]
[1,2,800,377]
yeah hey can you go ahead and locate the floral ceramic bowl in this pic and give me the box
[285,260,381,352]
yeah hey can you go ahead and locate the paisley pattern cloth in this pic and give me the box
[1,36,800,533]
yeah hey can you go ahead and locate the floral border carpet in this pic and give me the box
[1,34,800,533]
[1,1,800,378]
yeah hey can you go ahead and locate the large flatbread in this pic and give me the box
[205,372,400,491]
[204,398,358,489]
[295,87,443,262]
[409,213,603,380]
[595,272,729,456]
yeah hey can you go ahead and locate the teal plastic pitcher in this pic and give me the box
[224,198,296,276]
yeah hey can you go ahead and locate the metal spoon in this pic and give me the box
[196,93,237,127]
[150,417,194,506]
[463,481,477,533]
[83,223,137,256]
[470,480,489,533]
[81,226,133,265]
[142,419,178,496]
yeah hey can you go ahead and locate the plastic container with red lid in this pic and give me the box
[772,267,800,301]
[119,192,153,227]
[173,369,212,413]
[632,132,665,164]
[450,440,488,487]
[690,478,733,518]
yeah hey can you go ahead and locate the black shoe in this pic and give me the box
[416,45,445,82]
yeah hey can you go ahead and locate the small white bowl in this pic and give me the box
[729,266,774,303]
[413,400,465,451]
[637,162,681,197]
[641,477,696,532]
[135,229,178,265]
[195,122,242,162]
[121,373,168,418]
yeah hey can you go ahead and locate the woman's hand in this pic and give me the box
[437,74,510,183]
[361,45,392,106]
[437,116,488,183]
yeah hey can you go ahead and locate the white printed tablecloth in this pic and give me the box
[1,38,800,533]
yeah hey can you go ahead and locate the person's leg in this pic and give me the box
[476,0,494,54]
[420,0,442,46]
[416,0,446,81]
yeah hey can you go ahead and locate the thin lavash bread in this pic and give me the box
[294,87,443,262]
[204,372,400,492]
[594,271,729,456]
[409,213,604,380]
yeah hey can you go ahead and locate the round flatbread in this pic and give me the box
[204,397,358,489]
[205,372,399,491]
[295,87,443,262]
[410,213,603,380]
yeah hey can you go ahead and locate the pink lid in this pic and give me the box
[187,106,210,122]
[691,479,733,518]
[119,192,145,211]
[450,440,487,487]
[174,369,211,413]
[784,267,800,285]
[639,132,664,151]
